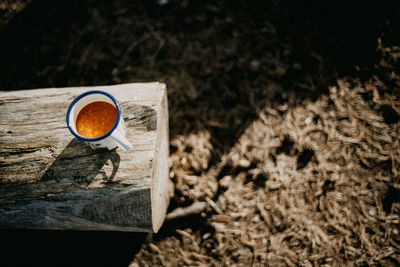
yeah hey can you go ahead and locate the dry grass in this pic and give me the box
[133,76,400,266]
[0,0,31,30]
[1,1,400,266]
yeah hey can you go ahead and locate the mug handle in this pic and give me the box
[110,130,132,152]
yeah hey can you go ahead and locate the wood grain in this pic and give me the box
[0,82,172,232]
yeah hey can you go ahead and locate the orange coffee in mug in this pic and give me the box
[76,101,117,138]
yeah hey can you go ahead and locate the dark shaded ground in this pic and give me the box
[1,0,400,266]
[0,229,147,266]
[2,0,399,130]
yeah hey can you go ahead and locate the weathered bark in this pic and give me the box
[0,82,172,232]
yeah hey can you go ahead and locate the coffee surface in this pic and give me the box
[76,101,117,138]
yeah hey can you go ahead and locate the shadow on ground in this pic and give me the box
[0,229,147,266]
[1,0,399,146]
[1,0,399,150]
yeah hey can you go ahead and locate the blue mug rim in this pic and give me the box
[66,90,121,142]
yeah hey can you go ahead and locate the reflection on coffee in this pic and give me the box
[76,101,117,138]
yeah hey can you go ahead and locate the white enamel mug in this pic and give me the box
[66,90,132,152]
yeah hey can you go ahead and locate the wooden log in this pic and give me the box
[0,82,173,232]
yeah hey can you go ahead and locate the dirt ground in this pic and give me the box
[1,0,400,266]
